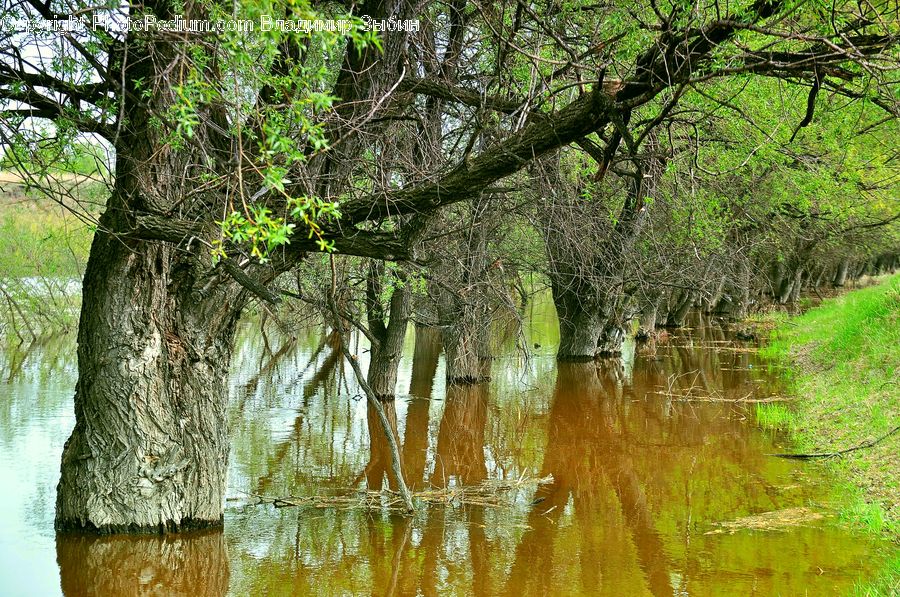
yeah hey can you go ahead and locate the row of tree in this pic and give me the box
[1,0,897,532]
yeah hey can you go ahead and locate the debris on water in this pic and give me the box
[251,474,555,511]
[705,507,828,534]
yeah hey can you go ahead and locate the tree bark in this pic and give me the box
[832,258,849,287]
[714,256,751,321]
[597,319,627,356]
[436,196,494,384]
[56,216,242,532]
[365,262,412,400]
[440,298,493,384]
[553,286,605,361]
[664,289,695,328]
[635,297,658,341]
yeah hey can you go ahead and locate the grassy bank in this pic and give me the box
[759,274,899,592]
[761,274,899,532]
[0,179,96,335]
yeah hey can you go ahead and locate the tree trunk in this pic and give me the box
[714,256,751,321]
[789,269,804,305]
[441,300,492,384]
[56,215,242,532]
[365,263,412,400]
[776,268,797,304]
[553,286,604,360]
[664,289,695,328]
[436,194,494,384]
[597,319,627,356]
[702,275,726,313]
[635,298,658,341]
[54,9,249,532]
[768,260,785,298]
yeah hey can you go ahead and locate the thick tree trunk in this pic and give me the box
[832,258,850,287]
[714,257,751,321]
[664,289,695,328]
[597,319,627,356]
[54,7,249,532]
[441,301,492,384]
[365,263,412,400]
[56,216,242,532]
[635,298,658,341]
[778,267,802,305]
[776,269,797,304]
[437,195,494,384]
[553,287,604,360]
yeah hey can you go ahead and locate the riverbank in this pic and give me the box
[759,275,899,591]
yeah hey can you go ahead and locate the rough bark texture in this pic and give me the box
[597,320,627,356]
[56,213,242,532]
[437,196,494,384]
[365,262,412,400]
[440,297,493,384]
[55,11,244,531]
[553,286,605,360]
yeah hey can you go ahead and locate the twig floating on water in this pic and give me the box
[768,425,899,459]
[250,474,554,511]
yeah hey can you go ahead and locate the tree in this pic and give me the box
[1,0,897,532]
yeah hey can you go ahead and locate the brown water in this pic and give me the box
[0,302,891,596]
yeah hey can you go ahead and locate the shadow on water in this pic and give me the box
[0,308,892,595]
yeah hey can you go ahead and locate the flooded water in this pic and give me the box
[0,299,891,596]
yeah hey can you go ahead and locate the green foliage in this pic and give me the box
[850,551,900,597]
[213,195,342,262]
[0,137,110,178]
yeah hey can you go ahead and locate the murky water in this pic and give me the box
[0,300,891,596]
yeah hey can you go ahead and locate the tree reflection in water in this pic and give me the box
[6,318,884,595]
[57,531,229,596]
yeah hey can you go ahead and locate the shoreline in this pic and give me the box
[757,274,899,593]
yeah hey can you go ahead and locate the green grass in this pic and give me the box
[850,551,900,596]
[760,275,900,593]
[0,186,96,334]
[754,402,796,429]
[0,208,91,279]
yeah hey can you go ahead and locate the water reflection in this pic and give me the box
[508,361,672,596]
[0,311,891,596]
[431,383,489,488]
[57,531,229,596]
